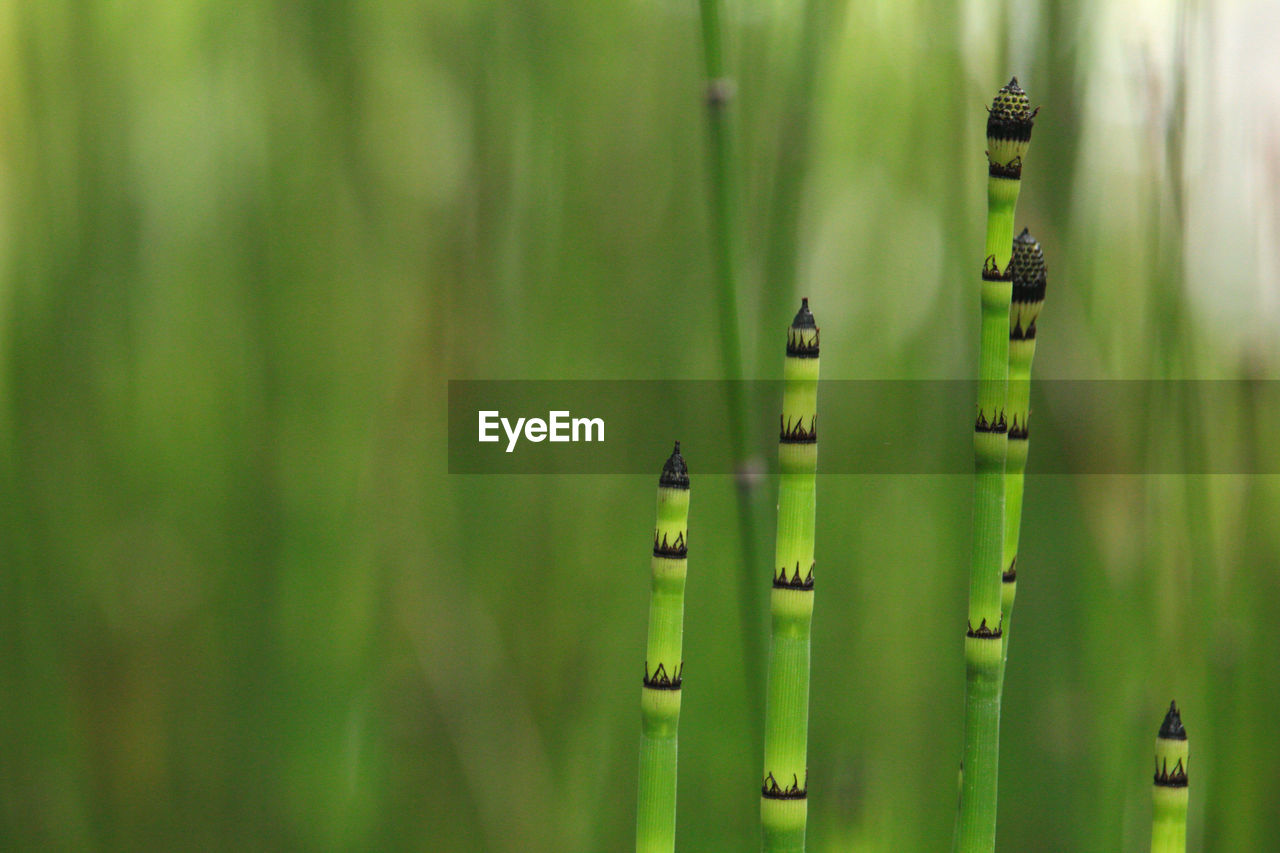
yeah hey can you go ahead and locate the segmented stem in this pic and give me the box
[957,79,1036,853]
[1151,701,1189,853]
[637,444,691,853]
[1000,228,1047,663]
[761,300,819,853]
[696,0,767,745]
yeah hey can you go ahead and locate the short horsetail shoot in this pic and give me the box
[1000,228,1048,665]
[1151,701,1189,853]
[761,300,820,853]
[956,78,1037,853]
[636,443,691,853]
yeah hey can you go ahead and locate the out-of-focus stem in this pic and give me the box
[696,0,766,740]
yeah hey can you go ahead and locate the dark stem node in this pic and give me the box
[982,255,1014,281]
[1154,757,1188,788]
[773,561,815,590]
[966,618,1003,639]
[761,772,808,800]
[643,661,684,690]
[975,409,1008,433]
[1009,318,1038,341]
[653,530,688,558]
[780,414,818,444]
[706,77,736,109]
[786,327,820,358]
[987,157,1024,179]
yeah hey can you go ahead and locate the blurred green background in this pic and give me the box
[2,0,1279,850]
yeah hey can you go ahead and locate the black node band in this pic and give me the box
[988,158,1023,180]
[773,562,815,590]
[966,619,1003,639]
[975,411,1008,433]
[653,531,687,559]
[643,662,684,690]
[761,773,807,800]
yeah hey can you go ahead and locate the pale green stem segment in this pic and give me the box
[1151,702,1190,853]
[1000,369,1028,655]
[761,300,819,853]
[958,184,1016,853]
[1000,229,1047,664]
[957,79,1035,853]
[637,445,690,853]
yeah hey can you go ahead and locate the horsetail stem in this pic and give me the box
[1151,701,1190,853]
[761,299,819,853]
[636,443,691,853]
[696,0,767,746]
[956,79,1037,853]
[1000,228,1048,663]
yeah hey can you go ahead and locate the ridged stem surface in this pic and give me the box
[637,449,690,853]
[999,337,1030,657]
[958,213,1015,853]
[957,78,1034,853]
[999,229,1045,664]
[762,304,819,853]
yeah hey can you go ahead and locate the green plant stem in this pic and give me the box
[761,301,819,853]
[761,0,839,330]
[695,0,767,742]
[637,444,691,853]
[956,79,1035,853]
[1000,228,1047,666]
[1151,702,1189,853]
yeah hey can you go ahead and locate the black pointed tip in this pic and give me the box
[1159,701,1187,741]
[1015,227,1034,243]
[1007,76,1020,89]
[791,298,816,329]
[660,441,689,489]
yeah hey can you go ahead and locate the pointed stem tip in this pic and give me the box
[1159,700,1187,741]
[791,297,817,329]
[660,441,690,489]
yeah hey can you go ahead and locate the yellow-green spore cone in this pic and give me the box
[637,443,690,853]
[762,300,819,853]
[1001,228,1047,659]
[1151,701,1189,853]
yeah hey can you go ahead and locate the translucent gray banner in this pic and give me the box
[448,380,1280,474]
